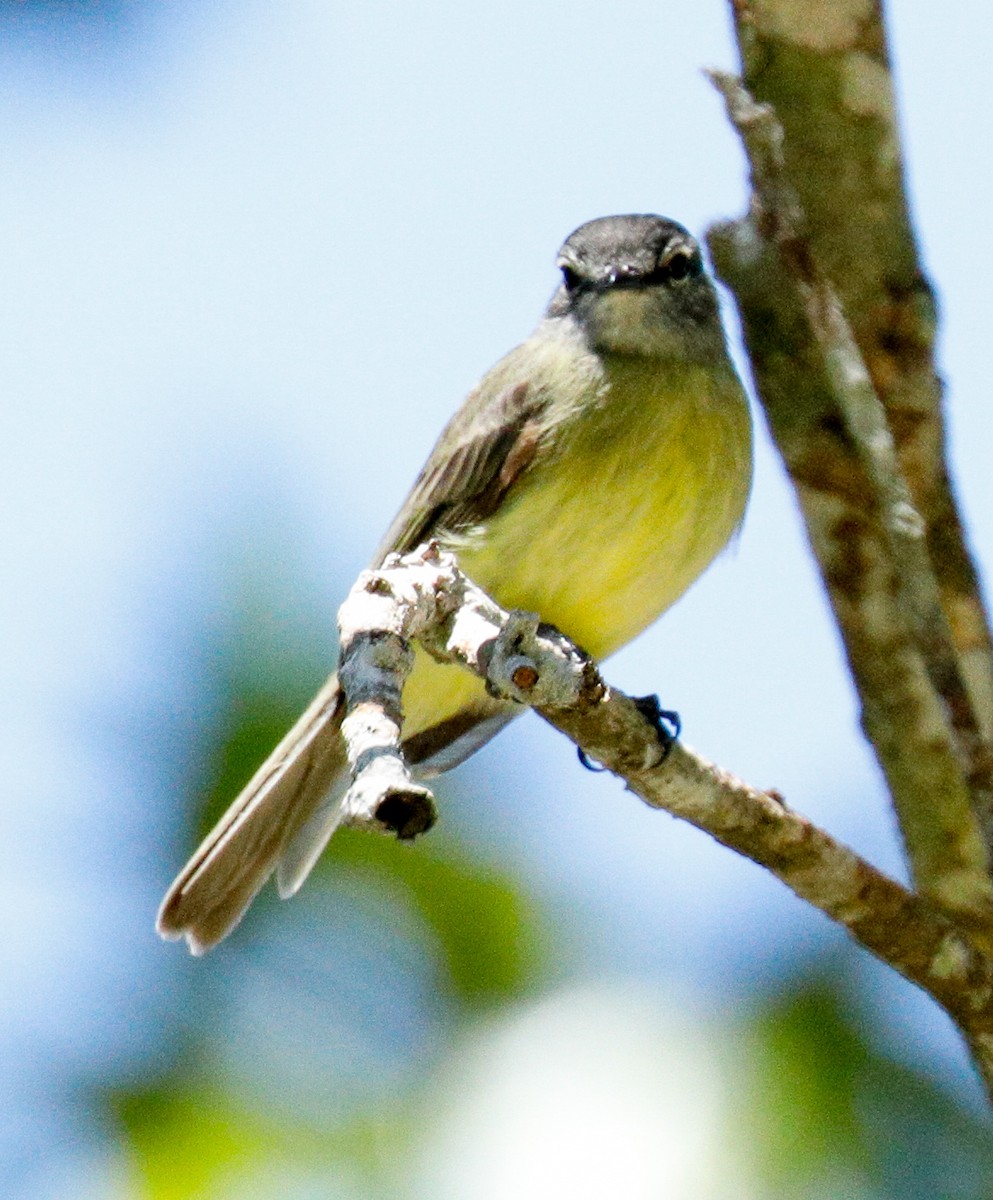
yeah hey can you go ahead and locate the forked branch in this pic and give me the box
[337,543,993,1100]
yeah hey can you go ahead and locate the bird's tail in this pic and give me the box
[157,675,348,955]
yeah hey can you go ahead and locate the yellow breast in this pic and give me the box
[457,357,752,659]
[399,350,751,745]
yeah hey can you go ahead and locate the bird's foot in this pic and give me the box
[577,694,681,772]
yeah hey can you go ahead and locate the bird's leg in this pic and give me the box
[633,694,681,758]
[576,693,681,772]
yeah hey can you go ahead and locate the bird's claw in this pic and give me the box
[577,694,681,772]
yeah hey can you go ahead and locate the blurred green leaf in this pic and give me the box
[115,1084,276,1199]
[189,668,548,1008]
[113,1078,419,1199]
[196,686,308,837]
[746,967,993,1199]
[322,824,549,1008]
[188,574,550,1011]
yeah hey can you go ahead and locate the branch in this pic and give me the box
[336,606,436,839]
[706,72,993,936]
[723,0,993,744]
[336,544,993,1100]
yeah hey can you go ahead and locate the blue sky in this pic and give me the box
[2,0,992,1192]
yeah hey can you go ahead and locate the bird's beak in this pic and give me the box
[603,264,640,289]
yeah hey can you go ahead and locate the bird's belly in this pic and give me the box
[400,366,751,745]
[457,382,750,660]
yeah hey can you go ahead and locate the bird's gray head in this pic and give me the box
[547,214,726,359]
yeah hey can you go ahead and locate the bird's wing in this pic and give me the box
[159,350,557,953]
[375,362,552,561]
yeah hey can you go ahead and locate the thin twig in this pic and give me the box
[335,546,993,1099]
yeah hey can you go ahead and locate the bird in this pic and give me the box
[158,213,753,954]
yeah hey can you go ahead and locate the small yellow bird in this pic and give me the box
[158,214,753,953]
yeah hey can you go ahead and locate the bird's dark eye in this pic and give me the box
[561,264,582,291]
[665,251,695,282]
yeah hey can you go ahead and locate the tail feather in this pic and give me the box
[157,675,346,954]
[275,774,349,900]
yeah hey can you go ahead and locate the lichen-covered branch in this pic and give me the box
[724,0,993,743]
[337,589,436,837]
[335,546,993,1100]
[707,73,993,937]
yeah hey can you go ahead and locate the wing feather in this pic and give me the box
[161,352,553,951]
[376,374,548,559]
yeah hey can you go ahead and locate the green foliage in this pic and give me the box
[196,692,301,838]
[115,1085,280,1199]
[746,970,993,1199]
[189,662,548,1010]
[128,579,993,1199]
[113,1080,419,1200]
[186,566,549,1011]
[322,826,548,1009]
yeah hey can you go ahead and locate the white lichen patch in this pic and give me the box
[930,933,971,982]
[929,851,993,918]
[840,50,895,122]
[754,0,872,53]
